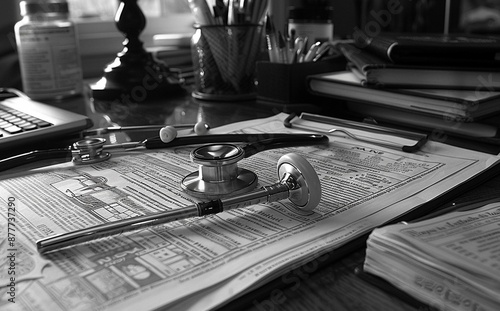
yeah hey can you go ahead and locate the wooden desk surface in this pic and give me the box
[48,85,500,311]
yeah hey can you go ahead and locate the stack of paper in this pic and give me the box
[364,202,500,311]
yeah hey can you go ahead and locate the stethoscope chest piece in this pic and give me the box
[72,138,111,165]
[181,144,258,199]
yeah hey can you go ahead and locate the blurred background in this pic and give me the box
[2,0,500,90]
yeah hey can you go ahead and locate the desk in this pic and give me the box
[22,85,500,311]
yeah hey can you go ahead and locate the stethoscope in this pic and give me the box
[37,152,322,254]
[1,122,328,199]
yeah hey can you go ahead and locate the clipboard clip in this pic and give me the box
[284,113,429,153]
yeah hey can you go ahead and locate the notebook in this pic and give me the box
[0,88,93,155]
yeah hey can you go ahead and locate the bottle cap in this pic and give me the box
[289,6,334,23]
[20,0,69,16]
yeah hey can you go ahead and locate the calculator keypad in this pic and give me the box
[0,106,52,136]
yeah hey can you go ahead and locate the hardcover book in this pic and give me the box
[354,32,500,66]
[307,70,500,121]
[338,43,500,90]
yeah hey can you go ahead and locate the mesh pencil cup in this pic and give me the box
[191,24,263,101]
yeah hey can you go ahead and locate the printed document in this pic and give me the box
[0,113,498,310]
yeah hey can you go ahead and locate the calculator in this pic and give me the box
[0,88,93,156]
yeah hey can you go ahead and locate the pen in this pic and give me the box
[227,0,235,24]
[252,0,268,24]
[304,41,321,62]
[286,32,296,63]
[278,31,288,64]
[213,0,227,24]
[299,37,308,62]
[312,42,332,62]
[189,0,267,25]
[265,14,280,63]
[187,0,216,25]
[294,37,305,63]
[289,28,296,46]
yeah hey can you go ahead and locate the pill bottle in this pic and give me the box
[15,0,83,100]
[288,6,334,49]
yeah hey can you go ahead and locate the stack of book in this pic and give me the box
[149,33,195,85]
[307,33,500,139]
[363,200,500,311]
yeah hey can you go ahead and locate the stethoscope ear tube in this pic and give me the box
[144,133,329,149]
[0,148,72,172]
[241,134,329,158]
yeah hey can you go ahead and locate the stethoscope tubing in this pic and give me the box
[0,148,73,172]
[143,133,328,151]
[237,134,328,158]
[82,124,197,136]
[0,133,328,172]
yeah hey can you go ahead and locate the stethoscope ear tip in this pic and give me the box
[194,121,210,135]
[158,122,210,143]
[159,126,178,143]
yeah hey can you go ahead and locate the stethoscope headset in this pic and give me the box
[1,122,329,200]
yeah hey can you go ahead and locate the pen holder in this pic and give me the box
[256,58,345,106]
[191,24,263,101]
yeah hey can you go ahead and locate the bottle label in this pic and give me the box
[17,25,83,99]
[289,23,334,49]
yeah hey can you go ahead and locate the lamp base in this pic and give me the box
[90,50,185,102]
[90,0,185,102]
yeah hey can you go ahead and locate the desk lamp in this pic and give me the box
[91,0,184,101]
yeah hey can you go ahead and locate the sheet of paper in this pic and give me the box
[0,113,498,310]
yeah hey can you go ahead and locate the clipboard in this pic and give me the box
[284,112,429,153]
[219,122,500,311]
